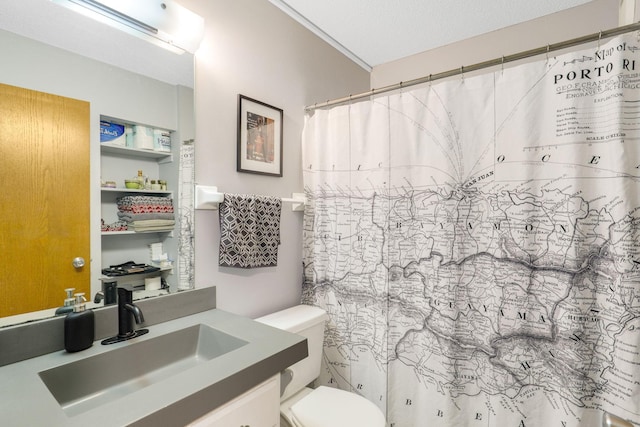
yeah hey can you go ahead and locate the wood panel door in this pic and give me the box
[0,83,90,317]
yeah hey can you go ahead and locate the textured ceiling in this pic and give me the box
[269,0,594,69]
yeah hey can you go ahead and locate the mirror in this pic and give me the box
[0,0,196,327]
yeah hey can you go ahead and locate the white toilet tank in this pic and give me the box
[256,305,328,401]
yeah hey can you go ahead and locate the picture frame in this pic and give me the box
[237,94,283,177]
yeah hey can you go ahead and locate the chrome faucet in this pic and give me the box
[101,287,149,345]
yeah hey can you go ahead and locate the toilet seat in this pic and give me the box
[288,386,386,427]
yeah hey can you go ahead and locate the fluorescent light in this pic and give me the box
[51,0,204,54]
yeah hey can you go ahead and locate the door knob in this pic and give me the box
[72,257,86,269]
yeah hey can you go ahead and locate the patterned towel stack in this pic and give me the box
[116,195,175,232]
[218,193,282,268]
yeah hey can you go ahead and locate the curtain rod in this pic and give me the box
[306,22,640,112]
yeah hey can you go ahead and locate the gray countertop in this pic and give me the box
[0,309,307,427]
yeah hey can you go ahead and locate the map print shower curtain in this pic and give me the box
[302,33,640,427]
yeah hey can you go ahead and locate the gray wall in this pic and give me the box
[371,0,620,88]
[182,0,370,317]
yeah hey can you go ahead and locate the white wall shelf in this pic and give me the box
[101,187,173,195]
[99,266,174,282]
[101,230,174,236]
[100,115,179,294]
[100,142,173,163]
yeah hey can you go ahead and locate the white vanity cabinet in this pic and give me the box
[187,375,281,427]
[99,116,179,295]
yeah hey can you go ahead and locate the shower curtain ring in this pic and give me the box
[598,30,602,50]
[546,45,550,62]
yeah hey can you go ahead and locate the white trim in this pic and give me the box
[267,0,372,71]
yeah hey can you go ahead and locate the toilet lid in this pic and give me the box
[290,386,385,427]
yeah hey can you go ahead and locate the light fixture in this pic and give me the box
[51,0,204,54]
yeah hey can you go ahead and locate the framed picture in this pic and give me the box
[237,95,283,177]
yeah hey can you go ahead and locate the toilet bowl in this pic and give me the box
[257,305,386,427]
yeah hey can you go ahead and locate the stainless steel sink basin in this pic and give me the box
[38,324,247,417]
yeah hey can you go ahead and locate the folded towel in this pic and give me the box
[218,193,282,268]
[116,195,175,225]
[117,212,176,222]
[101,219,128,232]
[130,219,175,232]
[117,195,174,214]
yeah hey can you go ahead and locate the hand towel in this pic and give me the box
[218,193,282,268]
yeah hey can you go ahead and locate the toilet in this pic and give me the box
[257,305,386,427]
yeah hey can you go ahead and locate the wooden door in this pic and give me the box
[0,83,90,317]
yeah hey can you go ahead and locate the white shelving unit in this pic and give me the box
[99,116,179,296]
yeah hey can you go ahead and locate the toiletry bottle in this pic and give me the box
[136,170,144,190]
[64,293,95,353]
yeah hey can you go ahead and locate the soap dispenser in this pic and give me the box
[54,288,76,316]
[64,293,95,353]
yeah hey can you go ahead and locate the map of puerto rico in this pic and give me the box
[302,34,640,427]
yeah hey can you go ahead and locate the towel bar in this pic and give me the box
[194,185,305,212]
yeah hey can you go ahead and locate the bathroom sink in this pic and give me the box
[38,324,247,417]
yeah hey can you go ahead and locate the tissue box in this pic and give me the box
[132,125,154,150]
[100,121,126,145]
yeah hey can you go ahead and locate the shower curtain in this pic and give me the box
[302,33,640,427]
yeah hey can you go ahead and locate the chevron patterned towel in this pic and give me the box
[218,193,282,268]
